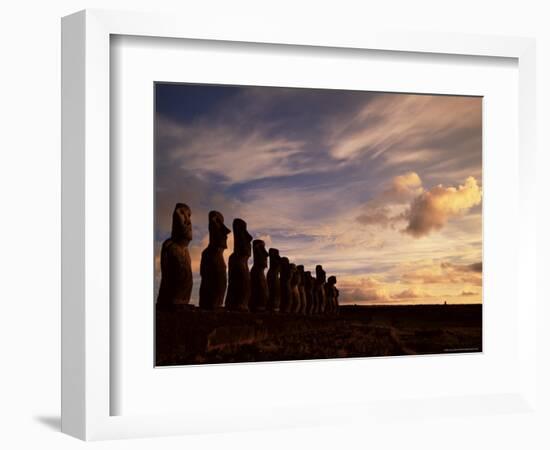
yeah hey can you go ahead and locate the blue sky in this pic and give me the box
[155,83,483,305]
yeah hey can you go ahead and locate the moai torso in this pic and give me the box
[334,286,340,314]
[199,211,230,310]
[304,271,314,315]
[225,219,252,311]
[325,276,337,314]
[279,257,292,313]
[266,249,281,312]
[250,240,269,312]
[157,203,193,308]
[289,264,301,313]
[315,265,327,314]
[296,265,307,314]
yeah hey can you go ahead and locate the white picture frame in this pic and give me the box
[61,9,537,441]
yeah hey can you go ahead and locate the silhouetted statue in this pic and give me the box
[266,248,281,312]
[279,257,292,313]
[315,265,327,314]
[225,218,252,311]
[157,203,193,308]
[289,263,300,313]
[325,275,338,314]
[328,275,340,314]
[250,239,269,312]
[199,211,230,310]
[296,265,307,314]
[304,271,314,315]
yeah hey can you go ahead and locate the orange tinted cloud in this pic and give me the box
[390,172,423,199]
[391,287,432,300]
[356,171,422,227]
[402,260,482,286]
[404,177,482,237]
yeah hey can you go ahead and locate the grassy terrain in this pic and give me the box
[155,304,482,366]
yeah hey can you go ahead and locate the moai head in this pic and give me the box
[171,203,192,243]
[316,265,326,283]
[233,218,252,257]
[208,210,230,249]
[253,239,268,269]
[269,248,281,270]
[304,271,313,289]
[328,275,337,286]
[280,257,290,279]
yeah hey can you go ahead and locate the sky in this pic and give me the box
[154,83,482,305]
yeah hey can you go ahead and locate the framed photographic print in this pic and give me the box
[153,83,483,367]
[62,9,538,441]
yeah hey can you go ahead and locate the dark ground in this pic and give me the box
[155,304,482,366]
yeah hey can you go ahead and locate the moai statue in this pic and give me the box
[315,265,327,314]
[326,275,339,315]
[266,248,281,312]
[250,239,269,312]
[334,284,340,314]
[199,211,230,310]
[289,263,301,313]
[296,265,307,314]
[311,275,320,314]
[304,271,315,315]
[225,218,253,311]
[279,257,292,313]
[325,275,337,314]
[157,203,193,308]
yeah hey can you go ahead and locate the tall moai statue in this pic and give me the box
[266,248,281,312]
[304,271,315,315]
[315,265,327,314]
[157,203,193,308]
[326,275,339,315]
[324,275,334,314]
[199,211,231,310]
[279,257,292,313]
[289,263,300,313]
[250,239,269,312]
[296,265,307,314]
[312,275,320,314]
[225,218,253,311]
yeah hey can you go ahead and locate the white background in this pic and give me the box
[1,1,549,449]
[112,36,519,417]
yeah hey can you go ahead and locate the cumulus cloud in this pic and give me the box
[442,261,482,273]
[356,206,394,227]
[356,171,423,228]
[460,290,478,296]
[388,172,423,200]
[403,177,482,238]
[345,287,390,302]
[339,276,438,304]
[391,287,432,299]
[338,276,389,303]
[356,171,482,237]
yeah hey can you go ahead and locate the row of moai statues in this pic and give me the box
[157,204,339,314]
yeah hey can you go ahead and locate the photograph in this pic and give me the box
[154,83,483,366]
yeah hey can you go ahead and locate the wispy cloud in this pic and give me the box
[328,94,481,164]
[158,117,308,184]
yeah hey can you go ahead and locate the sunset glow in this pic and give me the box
[155,84,482,306]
